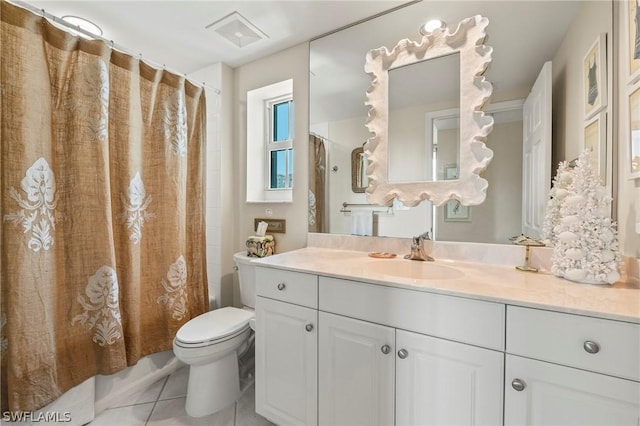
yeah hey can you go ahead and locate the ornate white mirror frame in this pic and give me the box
[364,15,494,207]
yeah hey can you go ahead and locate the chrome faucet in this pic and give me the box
[404,232,434,261]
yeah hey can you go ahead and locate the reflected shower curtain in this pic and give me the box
[1,1,208,413]
[308,134,327,233]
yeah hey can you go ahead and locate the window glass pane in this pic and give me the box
[270,149,287,188]
[273,102,290,142]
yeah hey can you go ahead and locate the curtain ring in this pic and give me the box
[40,9,45,17]
[109,40,114,48]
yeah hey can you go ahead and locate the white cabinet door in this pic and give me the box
[505,355,640,426]
[396,330,504,426]
[255,296,318,426]
[318,312,395,426]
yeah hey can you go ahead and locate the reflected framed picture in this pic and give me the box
[444,200,471,222]
[583,33,607,118]
[626,0,640,83]
[583,111,607,184]
[444,164,458,180]
[628,82,640,179]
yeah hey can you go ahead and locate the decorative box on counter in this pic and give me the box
[246,235,275,258]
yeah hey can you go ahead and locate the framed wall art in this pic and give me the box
[583,33,607,118]
[626,0,640,83]
[583,111,607,184]
[444,200,471,222]
[628,82,640,179]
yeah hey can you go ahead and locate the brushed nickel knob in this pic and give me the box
[305,323,314,332]
[277,282,286,291]
[397,349,408,359]
[381,345,391,354]
[512,379,526,391]
[583,341,600,354]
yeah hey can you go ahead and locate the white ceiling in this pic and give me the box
[22,0,412,72]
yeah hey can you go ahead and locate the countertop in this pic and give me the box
[253,247,640,323]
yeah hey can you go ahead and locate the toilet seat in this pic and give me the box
[175,307,255,348]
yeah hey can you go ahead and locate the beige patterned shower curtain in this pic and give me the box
[0,1,208,413]
[308,134,327,233]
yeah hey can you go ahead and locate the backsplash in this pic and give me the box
[307,233,553,271]
[307,233,639,286]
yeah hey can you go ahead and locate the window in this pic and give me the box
[246,79,294,203]
[267,96,294,190]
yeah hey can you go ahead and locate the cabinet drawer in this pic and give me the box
[319,276,505,350]
[256,266,318,308]
[506,306,640,381]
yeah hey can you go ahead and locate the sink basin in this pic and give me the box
[367,259,464,280]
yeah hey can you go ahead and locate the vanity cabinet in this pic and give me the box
[254,263,640,425]
[504,306,640,425]
[318,277,505,425]
[255,268,319,426]
[505,355,640,425]
[318,312,395,425]
[396,330,503,425]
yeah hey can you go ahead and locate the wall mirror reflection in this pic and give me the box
[309,0,613,243]
[388,52,460,184]
[351,147,368,193]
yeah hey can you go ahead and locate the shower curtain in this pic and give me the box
[308,134,327,233]
[1,1,208,413]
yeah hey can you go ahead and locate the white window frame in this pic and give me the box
[265,94,294,191]
[246,79,293,203]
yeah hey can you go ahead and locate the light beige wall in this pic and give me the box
[554,0,638,257]
[232,42,310,264]
[615,1,640,258]
[437,121,523,243]
[552,1,613,187]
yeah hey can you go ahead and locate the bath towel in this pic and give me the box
[350,209,373,236]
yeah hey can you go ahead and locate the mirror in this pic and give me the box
[365,16,492,208]
[351,147,368,193]
[388,53,460,183]
[309,0,613,242]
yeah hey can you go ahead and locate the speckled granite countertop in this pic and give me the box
[253,247,640,323]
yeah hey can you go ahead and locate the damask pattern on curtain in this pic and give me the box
[308,134,327,233]
[1,1,208,412]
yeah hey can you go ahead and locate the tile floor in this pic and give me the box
[88,366,274,426]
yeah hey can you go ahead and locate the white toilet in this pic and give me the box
[173,251,256,417]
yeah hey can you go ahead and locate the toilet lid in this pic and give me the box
[176,307,255,344]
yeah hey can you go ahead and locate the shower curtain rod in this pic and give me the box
[8,0,222,95]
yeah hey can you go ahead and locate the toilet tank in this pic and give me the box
[233,251,256,309]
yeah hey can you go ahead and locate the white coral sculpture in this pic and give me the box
[550,149,621,284]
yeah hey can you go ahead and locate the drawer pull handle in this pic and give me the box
[511,379,526,392]
[381,345,391,354]
[583,341,600,354]
[397,349,409,359]
[305,323,314,332]
[277,282,286,291]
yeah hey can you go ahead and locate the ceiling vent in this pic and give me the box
[205,11,268,48]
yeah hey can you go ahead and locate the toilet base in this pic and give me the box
[185,351,240,417]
